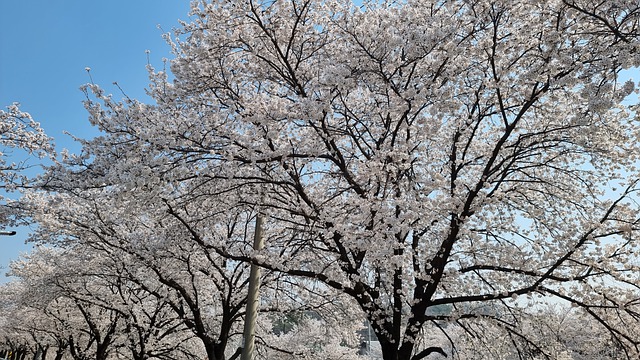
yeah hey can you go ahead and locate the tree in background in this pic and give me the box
[442,304,638,359]
[0,104,53,226]
[0,104,54,359]
[0,104,52,186]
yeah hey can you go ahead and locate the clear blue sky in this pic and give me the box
[0,1,192,280]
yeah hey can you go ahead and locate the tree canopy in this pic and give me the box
[4,0,640,359]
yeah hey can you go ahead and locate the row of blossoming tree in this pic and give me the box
[3,0,640,359]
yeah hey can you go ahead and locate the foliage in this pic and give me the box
[79,0,640,359]
[5,0,640,359]
[0,103,53,224]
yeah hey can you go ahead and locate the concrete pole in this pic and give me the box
[241,209,265,360]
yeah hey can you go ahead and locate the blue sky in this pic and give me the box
[0,1,192,280]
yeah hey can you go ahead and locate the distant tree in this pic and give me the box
[0,103,52,226]
[0,104,52,185]
[443,304,638,359]
[256,311,363,360]
[2,245,205,360]
[5,247,125,360]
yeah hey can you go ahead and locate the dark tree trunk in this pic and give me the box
[39,346,48,360]
[203,342,230,360]
[54,347,65,360]
[380,339,399,360]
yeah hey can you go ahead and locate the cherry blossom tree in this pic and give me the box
[437,304,639,359]
[6,247,127,360]
[255,312,363,360]
[22,145,365,360]
[0,104,53,227]
[2,244,207,360]
[15,0,640,359]
[0,282,41,360]
[0,102,54,360]
[0,104,52,185]
[64,0,640,359]
[19,180,250,360]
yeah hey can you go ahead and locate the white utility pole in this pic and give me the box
[241,208,265,360]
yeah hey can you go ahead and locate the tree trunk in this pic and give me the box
[95,342,110,360]
[379,338,400,360]
[54,348,65,360]
[204,342,219,360]
[53,342,67,360]
[207,343,232,360]
[39,346,48,360]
